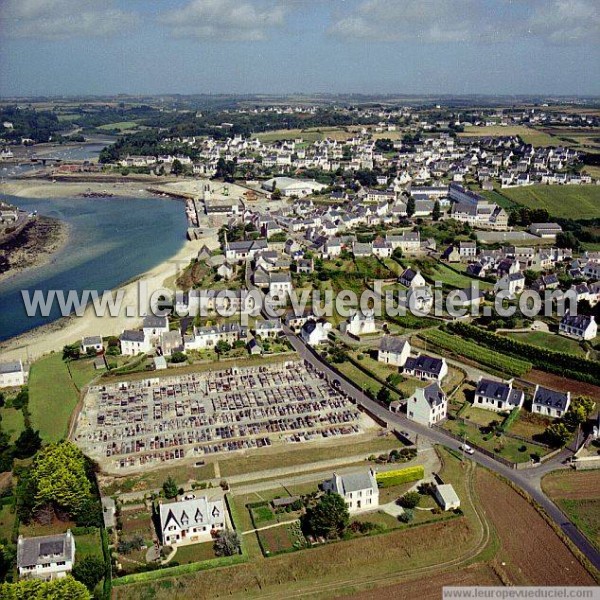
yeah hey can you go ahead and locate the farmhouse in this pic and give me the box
[532,385,571,419]
[474,378,524,413]
[559,312,597,341]
[0,360,26,388]
[406,382,447,426]
[159,496,226,546]
[17,530,75,580]
[322,469,379,514]
[378,337,411,367]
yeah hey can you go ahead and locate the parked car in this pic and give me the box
[459,443,474,455]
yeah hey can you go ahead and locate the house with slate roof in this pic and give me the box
[322,469,379,513]
[474,378,524,413]
[407,382,447,426]
[159,496,226,546]
[17,530,75,580]
[532,385,571,419]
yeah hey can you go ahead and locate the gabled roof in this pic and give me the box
[379,336,410,354]
[533,386,570,411]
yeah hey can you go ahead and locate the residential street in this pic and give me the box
[283,325,600,571]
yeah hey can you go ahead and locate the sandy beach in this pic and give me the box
[0,178,220,363]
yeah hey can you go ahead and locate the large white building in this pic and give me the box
[322,469,379,514]
[17,530,75,580]
[120,330,152,356]
[0,360,26,388]
[340,310,377,337]
[159,496,226,546]
[262,177,326,197]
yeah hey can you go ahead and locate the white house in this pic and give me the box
[403,354,448,383]
[0,360,26,388]
[142,315,169,341]
[322,469,379,514]
[159,496,226,546]
[474,378,524,413]
[406,382,447,426]
[532,385,571,419]
[184,323,247,351]
[399,268,426,289]
[559,312,597,341]
[254,319,283,338]
[17,530,75,580]
[494,272,525,298]
[434,484,460,511]
[269,272,293,302]
[378,337,411,367]
[120,330,152,356]
[300,319,332,346]
[340,310,377,337]
[81,336,103,354]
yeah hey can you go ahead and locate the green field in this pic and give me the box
[500,185,600,219]
[504,331,585,356]
[74,528,104,559]
[28,353,81,442]
[458,126,559,147]
[97,121,139,131]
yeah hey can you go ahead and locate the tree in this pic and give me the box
[563,396,595,431]
[171,158,184,176]
[406,196,416,218]
[170,351,187,364]
[303,493,349,539]
[544,422,571,447]
[215,340,231,354]
[162,476,179,499]
[0,392,4,409]
[12,427,42,459]
[213,529,241,557]
[399,508,414,523]
[398,491,421,509]
[392,247,403,260]
[432,200,441,221]
[17,442,94,523]
[0,576,91,599]
[62,343,81,361]
[377,387,391,405]
[72,555,106,591]
[11,387,29,410]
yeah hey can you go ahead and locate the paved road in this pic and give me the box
[283,325,600,571]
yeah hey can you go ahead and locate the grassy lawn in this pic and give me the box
[68,358,100,390]
[429,263,491,290]
[503,331,585,356]
[334,358,407,401]
[352,510,400,530]
[0,503,16,542]
[507,410,552,441]
[461,404,502,428]
[219,434,398,478]
[443,418,548,463]
[19,518,76,538]
[28,353,80,443]
[0,407,24,442]
[500,185,600,220]
[99,462,215,497]
[174,541,217,564]
[74,528,104,559]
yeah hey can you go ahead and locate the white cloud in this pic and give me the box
[160,0,286,41]
[1,0,137,39]
[528,0,600,44]
[328,0,600,44]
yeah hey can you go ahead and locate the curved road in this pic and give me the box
[283,326,600,572]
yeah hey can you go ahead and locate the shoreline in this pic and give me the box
[0,216,71,285]
[0,178,217,363]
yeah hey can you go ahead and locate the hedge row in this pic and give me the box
[376,465,424,488]
[500,407,521,433]
[419,329,532,377]
[447,322,600,385]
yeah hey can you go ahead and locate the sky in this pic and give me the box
[0,0,599,97]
